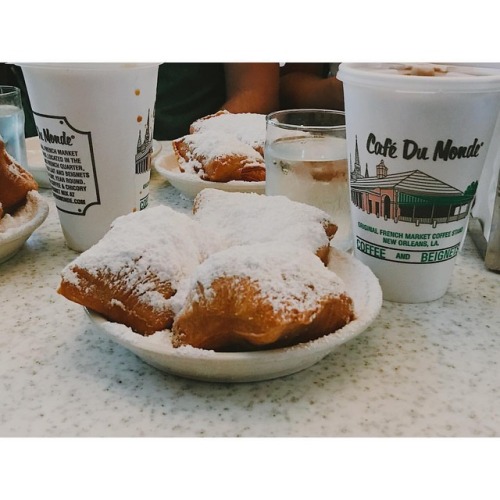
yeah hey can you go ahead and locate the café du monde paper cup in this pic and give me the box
[21,63,159,251]
[337,63,500,303]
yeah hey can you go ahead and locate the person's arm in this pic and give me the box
[279,63,345,111]
[222,63,280,114]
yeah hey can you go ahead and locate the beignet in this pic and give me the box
[189,110,266,155]
[0,139,38,212]
[58,205,225,335]
[172,243,355,351]
[172,131,265,183]
[192,188,337,265]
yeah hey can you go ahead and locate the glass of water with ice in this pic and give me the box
[0,86,28,167]
[265,109,352,251]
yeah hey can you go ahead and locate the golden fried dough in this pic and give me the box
[0,140,38,212]
[173,243,355,351]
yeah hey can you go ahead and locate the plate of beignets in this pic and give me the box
[154,111,267,199]
[154,140,266,199]
[0,140,49,264]
[84,245,381,382]
[59,189,382,382]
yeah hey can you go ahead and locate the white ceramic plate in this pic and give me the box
[151,140,162,159]
[0,191,50,264]
[153,141,265,199]
[25,137,51,188]
[85,247,382,383]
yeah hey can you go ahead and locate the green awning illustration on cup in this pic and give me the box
[350,164,477,227]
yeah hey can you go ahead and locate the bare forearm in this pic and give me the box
[280,72,345,110]
[222,89,277,114]
[222,63,280,114]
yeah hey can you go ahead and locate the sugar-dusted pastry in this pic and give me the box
[0,140,38,212]
[172,131,266,183]
[0,190,44,233]
[58,205,225,335]
[192,188,337,265]
[189,110,266,155]
[172,243,355,351]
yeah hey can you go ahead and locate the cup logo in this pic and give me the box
[34,112,100,216]
[349,135,481,265]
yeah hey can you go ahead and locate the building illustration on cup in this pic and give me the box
[135,110,153,175]
[135,109,154,210]
[349,137,477,228]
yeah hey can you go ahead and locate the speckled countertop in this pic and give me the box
[1,168,499,437]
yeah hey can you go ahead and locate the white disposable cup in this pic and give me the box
[265,109,352,251]
[338,63,500,302]
[20,63,159,251]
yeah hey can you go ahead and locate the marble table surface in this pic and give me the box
[1,168,499,437]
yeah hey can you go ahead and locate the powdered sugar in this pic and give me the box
[176,131,264,175]
[185,242,348,314]
[61,205,226,310]
[0,190,43,234]
[101,318,218,357]
[109,298,125,310]
[8,162,21,176]
[190,111,266,151]
[193,188,333,255]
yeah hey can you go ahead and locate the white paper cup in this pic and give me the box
[338,63,500,302]
[20,63,159,251]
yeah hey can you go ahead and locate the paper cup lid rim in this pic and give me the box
[18,63,160,72]
[338,63,500,92]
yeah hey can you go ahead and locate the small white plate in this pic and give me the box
[25,137,51,189]
[85,247,382,383]
[151,140,162,159]
[153,141,265,199]
[0,191,50,264]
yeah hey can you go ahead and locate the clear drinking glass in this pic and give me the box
[0,85,28,166]
[265,109,352,251]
